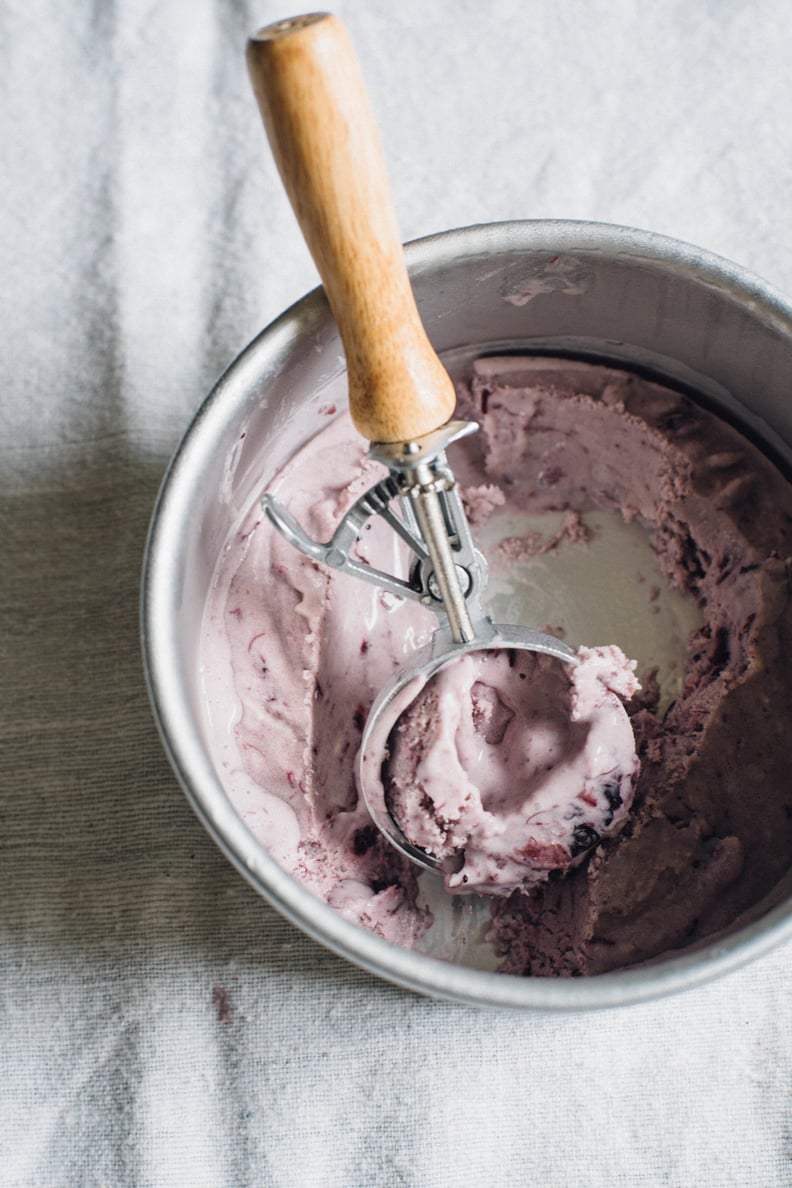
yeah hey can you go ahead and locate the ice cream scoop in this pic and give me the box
[246,13,639,884]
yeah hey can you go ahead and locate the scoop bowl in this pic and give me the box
[142,219,792,1009]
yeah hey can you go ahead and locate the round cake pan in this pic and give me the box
[141,220,792,1010]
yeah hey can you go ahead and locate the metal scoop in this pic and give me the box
[247,14,580,874]
[260,419,576,874]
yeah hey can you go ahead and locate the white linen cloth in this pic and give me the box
[2,1,791,1184]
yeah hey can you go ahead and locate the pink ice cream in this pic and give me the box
[382,645,639,895]
[200,357,792,976]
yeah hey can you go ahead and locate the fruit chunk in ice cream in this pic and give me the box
[382,645,640,895]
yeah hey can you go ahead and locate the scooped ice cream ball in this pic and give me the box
[382,645,640,895]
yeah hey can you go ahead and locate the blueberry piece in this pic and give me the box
[570,824,600,857]
[601,781,623,826]
[353,825,379,855]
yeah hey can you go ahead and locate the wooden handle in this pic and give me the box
[246,13,456,444]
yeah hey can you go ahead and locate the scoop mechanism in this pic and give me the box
[246,14,632,881]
